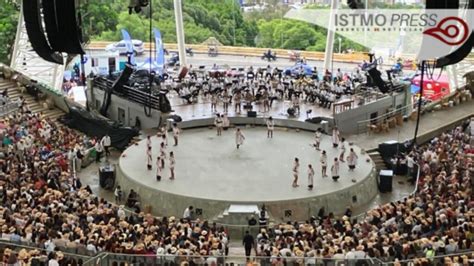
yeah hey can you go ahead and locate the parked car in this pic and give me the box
[105,40,145,55]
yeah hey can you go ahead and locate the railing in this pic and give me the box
[0,101,20,117]
[93,77,161,111]
[356,103,412,134]
[86,41,371,63]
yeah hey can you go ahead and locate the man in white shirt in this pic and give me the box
[101,134,111,157]
[183,206,194,220]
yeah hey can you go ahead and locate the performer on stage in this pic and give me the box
[320,150,328,177]
[172,123,180,146]
[266,116,275,138]
[234,90,242,114]
[332,127,340,148]
[235,128,245,149]
[146,135,152,150]
[169,151,175,180]
[347,148,358,171]
[339,138,346,162]
[331,157,340,181]
[146,146,152,170]
[307,164,314,190]
[159,126,168,146]
[292,157,300,187]
[160,142,167,168]
[156,155,162,181]
[222,89,230,113]
[215,114,223,136]
[210,93,218,113]
[312,129,322,150]
[262,89,270,112]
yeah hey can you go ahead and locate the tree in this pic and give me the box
[0,2,18,64]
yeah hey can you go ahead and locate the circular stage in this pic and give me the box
[118,120,378,221]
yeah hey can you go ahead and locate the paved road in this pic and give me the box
[84,49,365,73]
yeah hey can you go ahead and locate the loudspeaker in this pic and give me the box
[367,68,389,93]
[378,170,393,193]
[378,141,407,164]
[247,111,257,118]
[23,0,63,64]
[112,64,134,94]
[42,0,64,51]
[54,0,85,54]
[99,165,115,190]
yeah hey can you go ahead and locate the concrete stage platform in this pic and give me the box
[118,121,378,221]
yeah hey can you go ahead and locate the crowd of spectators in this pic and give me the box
[251,120,473,265]
[0,107,229,265]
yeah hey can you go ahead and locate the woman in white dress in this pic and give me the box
[347,148,358,171]
[172,123,180,146]
[159,142,167,168]
[320,150,328,177]
[331,157,340,181]
[332,127,340,148]
[235,128,245,149]
[307,164,314,190]
[292,157,300,187]
[156,155,162,181]
[215,114,223,136]
[266,116,275,138]
[312,129,322,150]
[146,146,152,170]
[339,138,346,162]
[169,151,175,180]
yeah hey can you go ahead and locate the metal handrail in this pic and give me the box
[356,103,412,134]
[0,239,91,260]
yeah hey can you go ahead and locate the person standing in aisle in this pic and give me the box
[307,164,314,190]
[101,134,111,157]
[94,140,103,163]
[332,127,340,148]
[235,128,245,149]
[266,116,275,138]
[320,150,328,177]
[114,185,122,203]
[347,148,358,171]
[292,157,300,187]
[169,151,175,180]
[331,157,340,181]
[243,231,255,261]
[172,123,180,146]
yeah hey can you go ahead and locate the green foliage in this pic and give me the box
[0,1,18,64]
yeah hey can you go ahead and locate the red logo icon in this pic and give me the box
[423,16,469,46]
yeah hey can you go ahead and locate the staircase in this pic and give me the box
[367,150,387,170]
[0,78,64,120]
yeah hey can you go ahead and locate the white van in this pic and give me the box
[105,40,145,55]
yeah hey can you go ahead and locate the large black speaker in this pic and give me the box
[23,0,63,64]
[54,0,85,54]
[367,67,389,93]
[112,64,134,94]
[378,170,393,193]
[99,165,115,190]
[247,111,257,118]
[378,141,407,165]
[42,0,64,52]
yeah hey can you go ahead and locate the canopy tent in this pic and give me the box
[137,57,163,74]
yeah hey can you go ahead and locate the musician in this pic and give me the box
[291,94,300,115]
[262,88,270,113]
[234,90,242,114]
[210,93,218,113]
[222,89,231,113]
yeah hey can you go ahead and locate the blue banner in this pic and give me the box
[121,29,135,65]
[153,28,164,72]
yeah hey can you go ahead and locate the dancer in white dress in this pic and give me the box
[146,146,152,170]
[307,164,314,190]
[156,155,162,181]
[347,148,358,171]
[266,116,275,138]
[332,127,340,148]
[312,129,322,150]
[235,128,245,149]
[339,138,346,162]
[172,123,180,146]
[331,157,340,181]
[320,150,328,177]
[159,142,167,168]
[292,157,300,187]
[169,151,175,180]
[146,135,152,150]
[215,114,223,136]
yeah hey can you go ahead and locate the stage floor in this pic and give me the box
[120,127,374,203]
